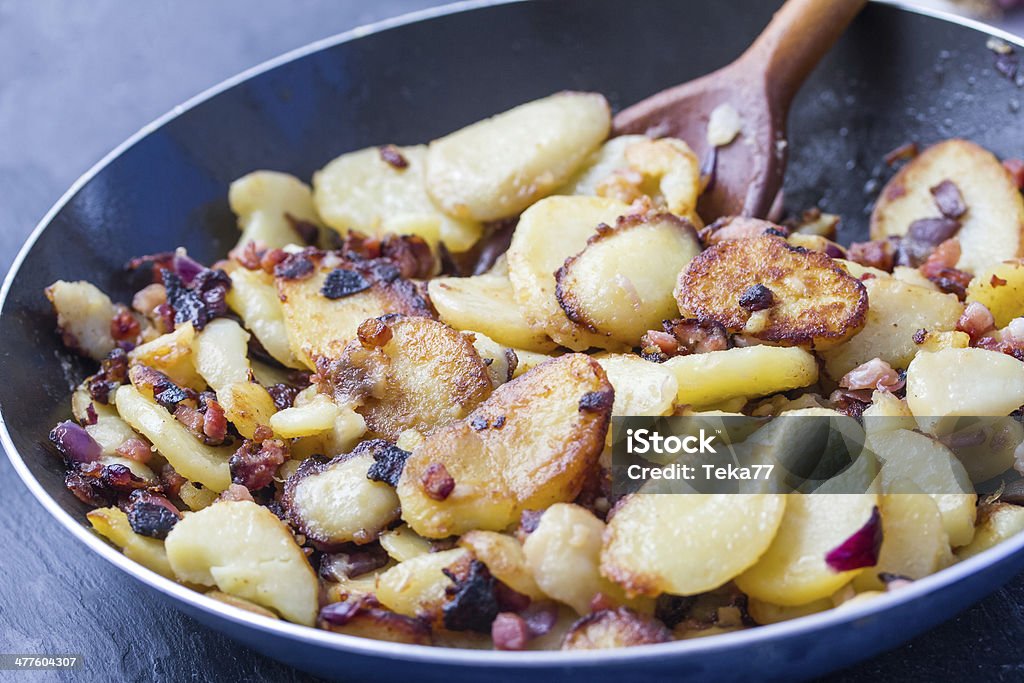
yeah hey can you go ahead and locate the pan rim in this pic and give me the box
[3,0,1024,669]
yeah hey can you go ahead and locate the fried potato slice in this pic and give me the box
[45,280,116,361]
[663,346,817,408]
[966,259,1024,327]
[957,502,1024,560]
[871,139,1024,273]
[375,548,471,620]
[229,171,321,250]
[735,494,878,606]
[906,347,1024,424]
[459,530,545,600]
[277,253,434,367]
[425,92,611,221]
[87,507,174,579]
[313,145,482,252]
[601,494,786,597]
[615,137,702,223]
[556,135,649,197]
[561,608,671,650]
[396,354,612,537]
[676,236,867,350]
[507,195,632,350]
[820,276,962,379]
[593,353,678,420]
[428,273,556,352]
[555,213,702,347]
[164,500,318,625]
[128,322,202,389]
[226,267,302,368]
[317,316,493,440]
[852,493,950,591]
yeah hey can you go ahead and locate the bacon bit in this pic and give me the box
[116,438,153,464]
[839,358,901,392]
[217,483,255,503]
[848,240,895,272]
[259,248,288,274]
[1004,158,1024,190]
[379,144,409,169]
[357,318,393,348]
[883,142,918,166]
[957,302,996,340]
[380,234,436,279]
[920,239,971,299]
[992,274,1009,288]
[202,399,228,443]
[160,463,187,497]
[273,251,316,281]
[421,462,455,501]
[109,308,141,343]
[229,439,287,490]
[589,593,617,612]
[830,389,870,418]
[647,318,731,361]
[492,613,529,651]
[87,347,129,404]
[252,424,274,442]
[930,180,967,219]
[174,404,204,435]
[229,240,266,270]
[913,328,928,345]
[642,330,679,357]
[153,303,176,333]
[84,403,98,426]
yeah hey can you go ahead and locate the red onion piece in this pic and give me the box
[49,420,102,464]
[172,251,204,286]
[825,506,883,572]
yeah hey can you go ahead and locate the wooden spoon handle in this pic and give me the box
[742,0,867,111]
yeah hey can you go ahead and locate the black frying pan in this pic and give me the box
[2,1,1023,680]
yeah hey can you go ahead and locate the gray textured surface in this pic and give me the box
[2,1,1024,681]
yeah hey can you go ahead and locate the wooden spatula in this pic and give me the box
[614,0,867,221]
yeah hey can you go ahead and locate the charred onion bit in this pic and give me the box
[824,506,882,572]
[319,545,390,581]
[284,213,320,245]
[579,390,613,413]
[379,235,435,280]
[442,560,500,632]
[519,510,544,535]
[266,383,301,411]
[65,462,147,507]
[87,347,129,404]
[930,180,967,219]
[365,441,411,488]
[320,598,364,626]
[49,421,102,464]
[420,462,455,501]
[320,596,432,644]
[161,266,231,331]
[655,593,698,629]
[847,240,895,272]
[738,284,775,312]
[273,249,318,281]
[229,438,288,490]
[129,365,195,411]
[321,268,371,300]
[126,489,181,539]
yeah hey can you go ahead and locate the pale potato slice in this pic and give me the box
[226,267,303,368]
[523,504,650,614]
[663,346,817,408]
[556,135,649,196]
[601,494,786,597]
[179,481,218,511]
[892,266,938,291]
[426,92,611,221]
[114,385,231,491]
[459,530,545,600]
[676,235,867,350]
[129,323,202,389]
[218,381,277,439]
[870,139,1024,273]
[555,213,702,346]
[397,354,612,537]
[593,353,678,419]
[282,451,400,546]
[747,596,832,625]
[206,591,280,620]
[380,525,432,563]
[821,277,962,379]
[507,195,633,350]
[905,348,1024,426]
[192,318,252,392]
[852,493,951,591]
[835,258,889,280]
[276,253,434,367]
[87,507,174,579]
[45,280,116,361]
[735,494,879,606]
[466,331,517,388]
[229,171,321,249]
[317,316,493,440]
[375,548,471,620]
[428,273,556,352]
[561,608,670,650]
[512,348,556,378]
[957,502,1024,560]
[966,260,1024,327]
[270,393,339,438]
[164,500,318,625]
[313,145,482,252]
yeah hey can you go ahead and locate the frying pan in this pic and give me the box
[2,1,1023,680]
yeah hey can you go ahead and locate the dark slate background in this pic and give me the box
[2,2,1024,681]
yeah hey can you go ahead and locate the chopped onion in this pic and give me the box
[48,420,101,464]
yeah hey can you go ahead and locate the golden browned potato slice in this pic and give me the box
[556,135,649,197]
[871,139,1024,273]
[555,213,702,347]
[164,501,319,625]
[229,171,322,250]
[561,608,671,650]
[375,548,471,620]
[966,260,1024,327]
[317,316,493,440]
[396,354,612,537]
[313,145,482,252]
[601,494,786,597]
[321,600,432,645]
[87,507,174,579]
[820,276,963,379]
[128,323,203,389]
[427,273,556,352]
[45,280,116,361]
[425,92,611,221]
[225,267,303,368]
[735,494,878,606]
[956,502,1024,560]
[277,253,434,367]
[459,530,545,600]
[507,195,632,350]
[676,235,867,350]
